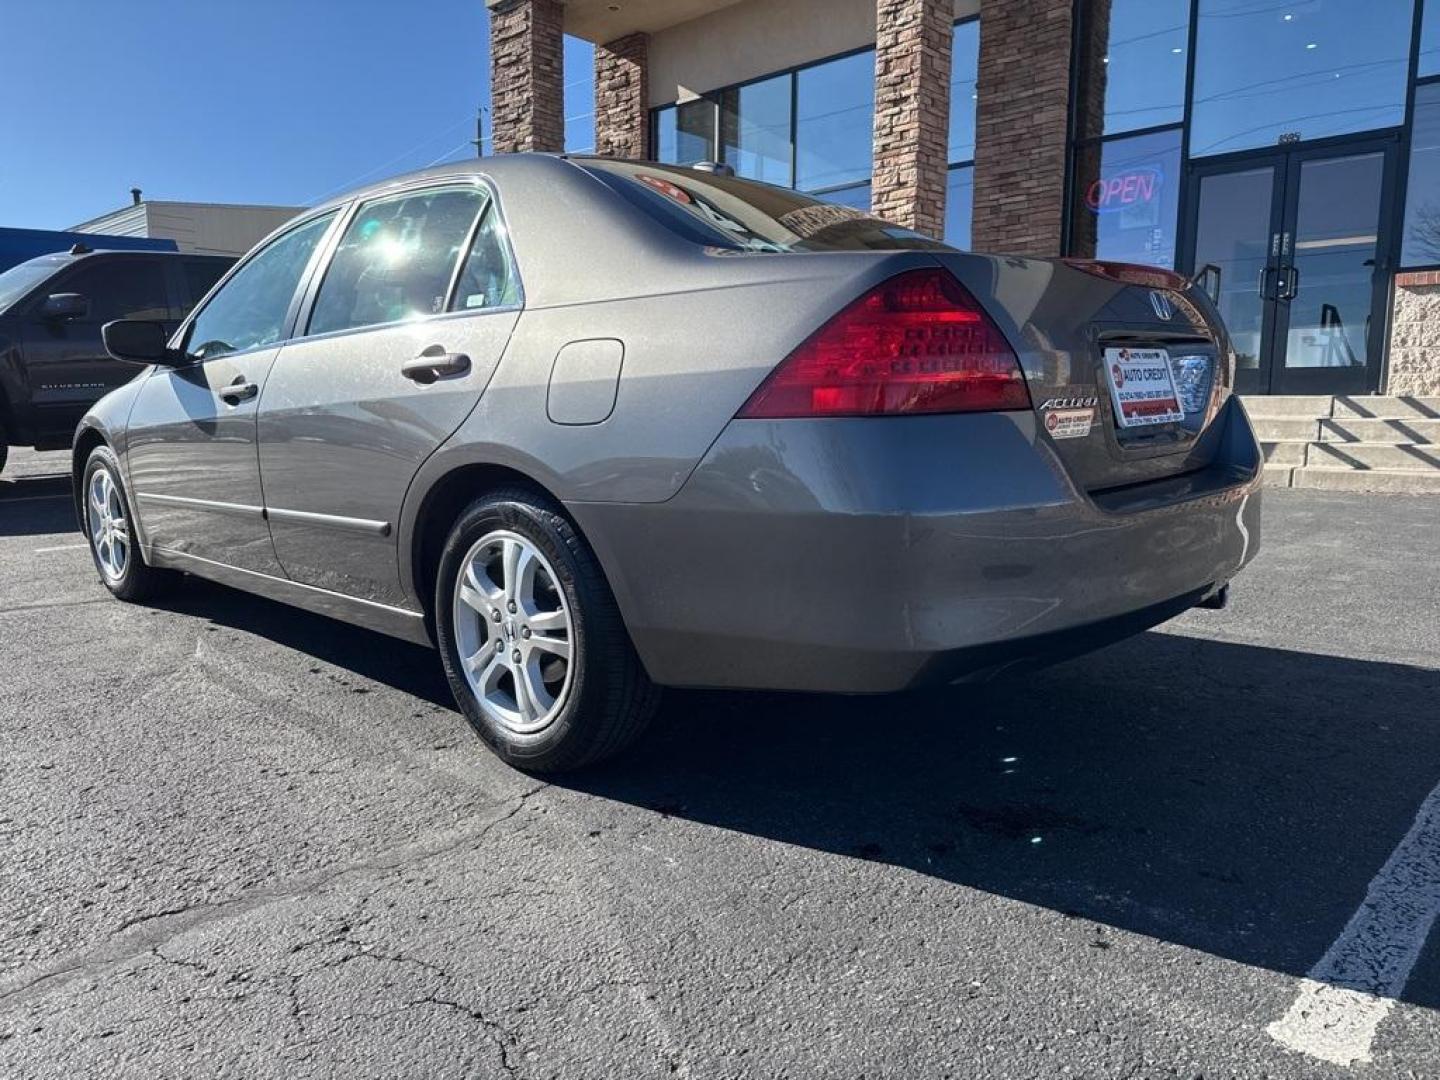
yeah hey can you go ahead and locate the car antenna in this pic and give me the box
[69,242,93,255]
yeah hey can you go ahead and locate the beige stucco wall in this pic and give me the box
[1386,273,1440,395]
[648,0,979,106]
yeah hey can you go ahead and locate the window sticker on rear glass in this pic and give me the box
[1103,347,1184,427]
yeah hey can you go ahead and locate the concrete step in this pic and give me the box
[1289,467,1440,495]
[1306,441,1440,471]
[1240,395,1336,420]
[1261,440,1307,466]
[1262,463,1296,488]
[1251,417,1321,442]
[1331,395,1440,420]
[1318,417,1440,444]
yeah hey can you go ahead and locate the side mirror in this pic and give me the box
[102,319,178,365]
[40,292,88,321]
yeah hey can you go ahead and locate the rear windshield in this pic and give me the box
[576,159,949,254]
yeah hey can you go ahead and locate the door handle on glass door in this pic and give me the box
[1279,266,1300,301]
[401,345,471,385]
[219,378,258,404]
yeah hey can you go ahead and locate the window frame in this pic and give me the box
[291,175,526,347]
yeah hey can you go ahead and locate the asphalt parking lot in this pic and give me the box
[1,446,1438,1078]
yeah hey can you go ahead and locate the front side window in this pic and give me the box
[183,260,229,311]
[56,260,169,323]
[795,50,875,192]
[0,258,67,315]
[1190,0,1412,157]
[1069,127,1183,268]
[307,187,486,337]
[186,211,336,361]
[1403,83,1440,266]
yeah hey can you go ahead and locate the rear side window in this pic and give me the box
[182,259,230,312]
[451,204,521,311]
[56,260,169,323]
[186,211,337,361]
[577,158,947,253]
[307,186,487,337]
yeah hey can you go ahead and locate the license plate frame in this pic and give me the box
[1103,347,1185,428]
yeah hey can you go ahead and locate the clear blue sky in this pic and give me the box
[0,0,595,229]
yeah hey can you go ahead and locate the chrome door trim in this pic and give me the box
[135,491,265,519]
[266,506,393,537]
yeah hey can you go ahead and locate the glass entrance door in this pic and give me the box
[1185,140,1397,395]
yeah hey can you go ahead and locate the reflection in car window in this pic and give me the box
[578,159,946,253]
[451,204,520,312]
[187,212,336,361]
[308,187,485,336]
[61,261,170,323]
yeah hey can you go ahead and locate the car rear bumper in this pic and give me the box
[569,395,1262,692]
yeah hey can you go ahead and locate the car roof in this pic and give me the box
[308,153,593,215]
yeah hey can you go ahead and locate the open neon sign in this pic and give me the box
[1085,165,1164,214]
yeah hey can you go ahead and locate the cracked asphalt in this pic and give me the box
[2,445,1439,1078]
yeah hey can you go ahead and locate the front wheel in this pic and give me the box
[435,489,658,773]
[82,445,168,602]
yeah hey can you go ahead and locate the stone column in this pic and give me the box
[971,0,1075,255]
[488,0,565,154]
[871,0,953,238]
[595,33,651,159]
[1386,272,1440,394]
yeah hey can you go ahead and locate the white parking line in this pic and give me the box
[1268,778,1440,1066]
[33,543,88,554]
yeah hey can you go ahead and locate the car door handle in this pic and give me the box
[401,346,470,385]
[218,378,258,404]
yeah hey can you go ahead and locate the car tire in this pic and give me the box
[82,445,167,603]
[435,487,659,773]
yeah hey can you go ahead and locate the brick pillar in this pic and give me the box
[971,0,1074,255]
[1387,272,1440,394]
[871,0,953,238]
[595,33,650,159]
[1069,0,1111,258]
[488,0,564,154]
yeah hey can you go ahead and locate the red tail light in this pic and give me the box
[737,268,1030,419]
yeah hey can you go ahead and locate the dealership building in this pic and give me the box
[486,0,1440,423]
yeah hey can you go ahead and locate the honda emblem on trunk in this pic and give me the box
[1149,290,1174,321]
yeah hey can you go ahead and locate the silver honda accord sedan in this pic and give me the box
[76,154,1262,772]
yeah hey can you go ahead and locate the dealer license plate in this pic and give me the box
[1103,347,1184,428]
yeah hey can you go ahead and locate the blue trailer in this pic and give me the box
[0,226,176,272]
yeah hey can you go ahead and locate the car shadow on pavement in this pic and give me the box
[0,475,77,537]
[118,562,1440,1008]
[568,631,1440,1006]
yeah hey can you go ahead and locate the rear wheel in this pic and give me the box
[83,445,167,602]
[435,488,658,773]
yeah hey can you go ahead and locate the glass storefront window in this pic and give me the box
[796,50,875,191]
[1423,0,1439,77]
[1069,127,1182,268]
[655,99,716,165]
[720,74,794,186]
[1076,0,1189,139]
[819,182,871,212]
[945,167,973,249]
[1190,0,1412,157]
[949,20,979,163]
[1403,83,1440,266]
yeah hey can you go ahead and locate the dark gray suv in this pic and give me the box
[0,247,233,473]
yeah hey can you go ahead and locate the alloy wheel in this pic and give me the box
[86,467,130,583]
[452,529,574,735]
